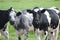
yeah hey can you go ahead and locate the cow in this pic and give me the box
[0,7,16,40]
[9,9,33,40]
[27,7,59,40]
[49,6,60,31]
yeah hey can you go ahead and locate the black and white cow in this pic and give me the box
[0,7,16,40]
[9,9,33,40]
[27,7,59,40]
[49,6,60,30]
[47,7,60,40]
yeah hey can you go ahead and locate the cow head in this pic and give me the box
[9,7,16,25]
[27,7,46,24]
[26,7,40,24]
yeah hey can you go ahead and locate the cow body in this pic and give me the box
[11,10,33,40]
[0,7,16,40]
[27,7,59,40]
[49,6,60,29]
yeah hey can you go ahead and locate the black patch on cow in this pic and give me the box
[51,32,53,34]
[3,23,7,31]
[0,7,12,29]
[40,9,47,13]
[55,8,59,10]
[26,9,33,13]
[16,12,21,16]
[18,36,21,40]
[47,9,59,29]
[0,10,9,29]
[58,12,60,18]
[8,7,13,12]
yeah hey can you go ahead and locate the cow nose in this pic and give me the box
[35,20,39,23]
[35,19,39,21]
[10,20,15,25]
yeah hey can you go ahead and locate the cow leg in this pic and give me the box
[54,25,59,40]
[48,25,59,40]
[0,32,1,36]
[48,31,53,40]
[16,30,22,40]
[4,30,9,40]
[24,29,28,40]
[48,27,56,40]
[0,23,9,40]
[48,30,57,40]
[0,29,9,40]
[0,30,1,38]
[35,29,41,40]
[42,31,48,40]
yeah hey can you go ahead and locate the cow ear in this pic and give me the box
[27,9,34,13]
[9,7,12,10]
[40,9,46,13]
[33,7,39,9]
[8,7,13,12]
[16,12,21,16]
[55,8,59,10]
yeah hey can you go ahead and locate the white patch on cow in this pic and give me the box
[44,11,51,25]
[25,12,33,20]
[21,10,33,24]
[59,19,60,25]
[0,22,9,40]
[49,7,60,14]
[11,8,14,11]
[39,8,44,10]
[34,7,44,12]
[50,6,56,9]
[34,8,39,12]
[0,27,9,40]
[35,29,40,40]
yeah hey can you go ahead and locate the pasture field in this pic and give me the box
[0,0,60,40]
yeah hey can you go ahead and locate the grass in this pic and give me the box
[0,0,60,40]
[0,0,60,10]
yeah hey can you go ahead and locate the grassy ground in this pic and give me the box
[0,0,60,40]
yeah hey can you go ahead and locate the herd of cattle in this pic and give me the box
[0,6,60,40]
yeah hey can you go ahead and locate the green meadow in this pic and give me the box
[0,0,60,40]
